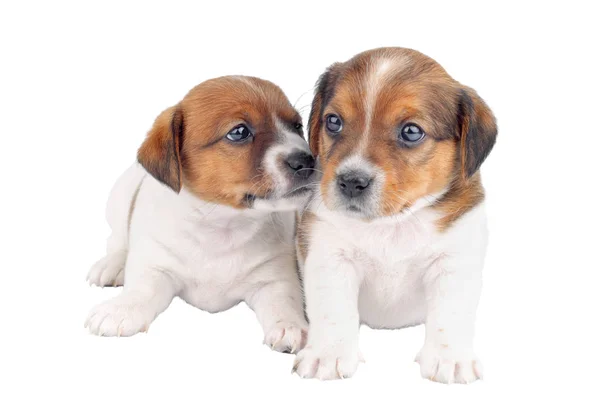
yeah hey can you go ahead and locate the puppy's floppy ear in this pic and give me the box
[308,63,342,157]
[137,106,185,192]
[457,87,497,179]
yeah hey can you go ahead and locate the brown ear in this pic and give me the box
[137,106,185,192]
[308,63,342,158]
[457,87,497,179]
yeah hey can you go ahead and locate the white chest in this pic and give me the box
[130,181,295,312]
[316,210,442,328]
[173,223,290,312]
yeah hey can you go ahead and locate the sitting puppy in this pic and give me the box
[85,76,314,353]
[294,48,497,382]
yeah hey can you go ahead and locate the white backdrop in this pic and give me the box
[1,1,598,406]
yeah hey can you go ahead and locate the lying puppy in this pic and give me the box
[85,76,314,353]
[294,48,497,382]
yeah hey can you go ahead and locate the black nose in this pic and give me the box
[286,151,315,179]
[337,172,372,198]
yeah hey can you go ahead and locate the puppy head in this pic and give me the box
[138,76,315,210]
[308,47,497,219]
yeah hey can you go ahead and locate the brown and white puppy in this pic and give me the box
[294,48,497,382]
[85,76,314,353]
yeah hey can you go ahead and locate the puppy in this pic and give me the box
[294,48,497,382]
[85,76,314,353]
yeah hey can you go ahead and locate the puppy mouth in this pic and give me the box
[246,183,312,203]
[282,183,313,198]
[341,203,372,218]
[243,193,261,208]
[347,204,362,212]
[243,179,314,210]
[331,195,376,219]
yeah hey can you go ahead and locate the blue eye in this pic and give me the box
[325,114,343,133]
[399,123,425,144]
[226,125,253,142]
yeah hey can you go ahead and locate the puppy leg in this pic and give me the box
[85,259,179,337]
[417,261,483,384]
[87,209,128,287]
[245,257,307,354]
[293,254,363,380]
[87,164,145,287]
[87,238,126,287]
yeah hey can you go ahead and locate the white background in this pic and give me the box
[1,1,598,406]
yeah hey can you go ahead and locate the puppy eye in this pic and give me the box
[325,114,343,133]
[399,123,425,144]
[293,122,304,135]
[226,125,253,142]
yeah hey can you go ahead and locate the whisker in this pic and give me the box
[293,88,314,110]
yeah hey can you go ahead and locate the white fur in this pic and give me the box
[85,152,310,352]
[358,55,409,153]
[294,188,487,382]
[362,58,393,148]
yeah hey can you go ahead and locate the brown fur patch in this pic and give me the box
[458,87,498,180]
[308,47,497,221]
[434,173,485,231]
[137,107,184,192]
[138,76,302,208]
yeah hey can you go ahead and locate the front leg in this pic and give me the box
[417,255,483,384]
[85,255,179,337]
[245,256,308,354]
[293,252,363,380]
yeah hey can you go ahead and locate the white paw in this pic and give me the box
[416,344,483,384]
[293,342,362,380]
[264,321,307,354]
[87,253,126,287]
[84,294,155,337]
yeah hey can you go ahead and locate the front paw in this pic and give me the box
[293,342,362,380]
[264,321,307,354]
[416,344,483,384]
[85,294,155,337]
[87,253,125,287]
